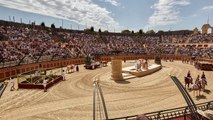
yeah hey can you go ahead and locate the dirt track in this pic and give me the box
[0,61,212,120]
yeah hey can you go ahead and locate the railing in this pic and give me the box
[0,54,192,69]
[93,80,108,120]
[170,76,198,119]
[0,82,7,98]
[107,101,213,120]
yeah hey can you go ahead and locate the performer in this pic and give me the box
[50,70,53,74]
[76,65,79,72]
[201,72,206,80]
[62,70,66,81]
[145,59,148,70]
[34,71,39,76]
[201,72,207,85]
[142,59,148,70]
[142,59,145,70]
[138,60,142,71]
[10,77,15,91]
[43,78,48,92]
[195,75,201,86]
[187,70,191,78]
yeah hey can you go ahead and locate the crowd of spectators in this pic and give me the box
[0,24,213,66]
[162,34,213,44]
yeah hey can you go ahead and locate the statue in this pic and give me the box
[155,56,161,65]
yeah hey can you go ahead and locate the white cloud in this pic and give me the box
[148,0,190,27]
[202,6,213,10]
[103,0,120,6]
[0,0,122,31]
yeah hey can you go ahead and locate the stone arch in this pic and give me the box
[201,24,212,34]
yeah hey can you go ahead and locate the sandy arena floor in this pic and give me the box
[0,60,213,120]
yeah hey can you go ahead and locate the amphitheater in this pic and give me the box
[0,21,213,120]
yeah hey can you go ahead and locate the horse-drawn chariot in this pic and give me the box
[84,62,101,69]
[84,55,107,70]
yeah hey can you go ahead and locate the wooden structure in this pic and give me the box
[84,62,101,69]
[195,62,213,71]
[122,64,161,77]
[18,76,63,89]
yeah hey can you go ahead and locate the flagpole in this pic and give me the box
[9,16,11,21]
[13,16,15,22]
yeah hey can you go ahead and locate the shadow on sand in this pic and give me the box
[115,80,130,84]
[67,71,74,74]
[162,66,169,68]
[203,89,211,94]
[196,95,206,100]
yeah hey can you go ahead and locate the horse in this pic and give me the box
[66,64,75,73]
[184,76,193,89]
[190,78,207,97]
[190,80,202,97]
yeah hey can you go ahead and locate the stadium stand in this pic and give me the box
[0,21,213,68]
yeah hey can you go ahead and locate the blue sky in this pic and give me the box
[0,0,212,32]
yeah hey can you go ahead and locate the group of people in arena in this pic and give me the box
[186,71,207,90]
[0,24,213,66]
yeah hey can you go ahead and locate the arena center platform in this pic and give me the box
[122,64,162,77]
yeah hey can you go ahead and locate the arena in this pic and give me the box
[0,57,213,119]
[0,5,213,120]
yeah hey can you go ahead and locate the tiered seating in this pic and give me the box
[1,21,213,68]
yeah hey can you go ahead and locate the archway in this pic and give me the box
[202,24,211,34]
[207,27,211,34]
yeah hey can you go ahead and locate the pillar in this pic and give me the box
[111,58,123,81]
